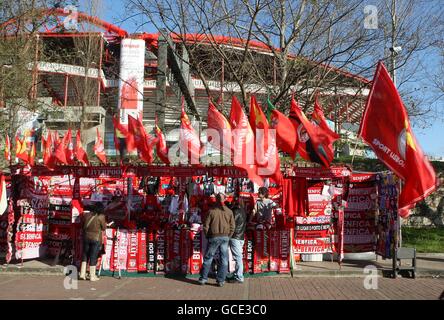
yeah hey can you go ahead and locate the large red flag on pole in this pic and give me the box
[43,130,57,170]
[359,61,437,218]
[65,129,74,165]
[15,136,29,163]
[54,130,70,165]
[94,128,107,165]
[179,100,201,165]
[28,142,36,166]
[267,97,298,158]
[289,97,334,167]
[154,115,170,165]
[207,100,233,158]
[311,96,340,144]
[229,96,263,186]
[127,115,157,164]
[112,116,128,160]
[249,96,282,182]
[75,130,89,166]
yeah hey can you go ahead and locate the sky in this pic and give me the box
[78,0,444,158]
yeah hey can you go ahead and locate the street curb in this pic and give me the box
[0,265,65,275]
[1,267,442,278]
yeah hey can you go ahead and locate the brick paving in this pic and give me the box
[0,274,442,300]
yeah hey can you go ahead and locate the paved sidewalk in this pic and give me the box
[0,273,442,300]
[1,253,443,277]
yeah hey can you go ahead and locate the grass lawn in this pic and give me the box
[402,227,444,253]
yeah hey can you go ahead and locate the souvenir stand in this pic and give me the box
[0,164,401,277]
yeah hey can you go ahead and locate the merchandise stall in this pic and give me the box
[0,164,400,277]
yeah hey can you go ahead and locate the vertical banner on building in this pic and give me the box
[118,38,146,125]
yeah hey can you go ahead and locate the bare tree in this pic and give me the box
[124,0,442,122]
[0,0,74,168]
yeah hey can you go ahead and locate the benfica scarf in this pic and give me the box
[75,130,89,166]
[268,98,298,158]
[94,128,107,165]
[229,96,263,186]
[249,96,282,182]
[359,61,437,217]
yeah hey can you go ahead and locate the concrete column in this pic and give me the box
[156,30,168,129]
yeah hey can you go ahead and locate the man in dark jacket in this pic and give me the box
[228,196,247,283]
[199,192,235,287]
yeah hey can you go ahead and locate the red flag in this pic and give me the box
[311,97,340,144]
[112,116,128,158]
[65,129,74,165]
[268,98,298,158]
[0,175,7,217]
[54,130,62,146]
[179,104,201,165]
[4,134,10,162]
[54,130,70,165]
[28,142,36,166]
[207,101,232,157]
[75,130,89,166]
[15,136,29,163]
[229,96,263,186]
[249,96,282,182]
[127,115,157,164]
[43,130,57,170]
[359,61,437,218]
[154,115,170,165]
[94,128,107,165]
[289,98,333,167]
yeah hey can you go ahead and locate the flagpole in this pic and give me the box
[350,137,360,165]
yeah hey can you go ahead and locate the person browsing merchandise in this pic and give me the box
[199,192,235,287]
[250,187,277,225]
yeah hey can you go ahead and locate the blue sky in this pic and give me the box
[79,0,444,157]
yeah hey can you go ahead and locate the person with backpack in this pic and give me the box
[79,202,107,281]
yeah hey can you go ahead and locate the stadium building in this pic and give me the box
[0,8,370,162]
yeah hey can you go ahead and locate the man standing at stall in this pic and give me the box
[199,192,235,287]
[228,195,247,284]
